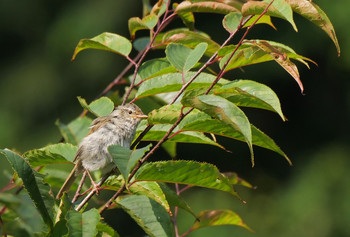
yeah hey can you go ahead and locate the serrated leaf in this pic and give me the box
[223,12,243,33]
[214,80,286,120]
[66,209,100,237]
[24,143,78,166]
[72,32,132,60]
[182,94,254,165]
[175,1,239,15]
[135,71,229,99]
[0,149,54,230]
[286,0,340,55]
[242,0,297,31]
[153,29,220,56]
[78,96,114,117]
[191,209,253,232]
[56,117,92,145]
[134,161,238,196]
[118,195,174,237]
[165,43,207,73]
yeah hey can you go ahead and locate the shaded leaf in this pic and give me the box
[191,209,253,232]
[96,222,120,237]
[56,117,92,145]
[66,209,100,237]
[138,58,177,81]
[24,143,77,166]
[222,12,243,33]
[223,172,255,189]
[77,96,114,117]
[0,149,54,230]
[72,32,132,60]
[118,195,174,237]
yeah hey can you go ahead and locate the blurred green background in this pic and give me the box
[0,0,349,236]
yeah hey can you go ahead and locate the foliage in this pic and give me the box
[0,0,339,236]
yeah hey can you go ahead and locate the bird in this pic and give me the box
[56,103,147,199]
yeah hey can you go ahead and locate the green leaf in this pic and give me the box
[129,181,170,214]
[72,32,132,60]
[222,12,243,33]
[243,15,276,29]
[77,96,114,117]
[161,142,177,158]
[214,80,286,120]
[128,14,158,39]
[286,0,340,55]
[134,160,238,196]
[56,117,92,145]
[135,71,229,99]
[96,222,120,237]
[165,43,207,73]
[133,36,150,52]
[127,144,152,173]
[24,143,78,166]
[66,209,100,237]
[138,58,177,81]
[176,6,195,30]
[223,172,255,189]
[0,149,54,230]
[175,1,239,15]
[191,209,253,232]
[153,29,220,56]
[158,183,197,218]
[118,195,174,237]
[242,0,297,31]
[182,94,254,165]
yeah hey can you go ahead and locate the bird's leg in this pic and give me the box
[85,169,101,195]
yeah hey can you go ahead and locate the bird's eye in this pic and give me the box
[128,110,132,114]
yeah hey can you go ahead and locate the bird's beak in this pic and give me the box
[133,114,148,118]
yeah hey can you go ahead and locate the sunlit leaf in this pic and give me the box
[138,58,177,81]
[243,15,276,29]
[1,149,54,230]
[128,14,158,39]
[77,96,114,117]
[72,32,132,60]
[24,143,77,166]
[222,12,243,33]
[118,195,174,237]
[191,209,253,232]
[175,1,239,15]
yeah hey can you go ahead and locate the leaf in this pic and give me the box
[286,0,340,55]
[182,94,254,165]
[214,79,286,120]
[175,1,239,15]
[24,143,78,166]
[176,6,195,30]
[136,122,224,149]
[138,58,177,81]
[135,71,229,99]
[0,149,54,230]
[128,14,158,39]
[222,12,243,33]
[133,36,150,52]
[66,209,100,237]
[242,0,297,31]
[118,195,174,237]
[56,117,92,145]
[161,142,177,158]
[134,161,238,196]
[223,172,255,189]
[158,183,197,218]
[191,209,253,232]
[72,32,132,60]
[165,43,207,72]
[77,96,114,117]
[127,144,152,173]
[153,29,220,56]
[96,222,120,237]
[243,15,276,29]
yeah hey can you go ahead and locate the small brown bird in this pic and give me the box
[56,103,147,199]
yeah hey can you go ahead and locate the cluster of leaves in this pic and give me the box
[0,0,339,236]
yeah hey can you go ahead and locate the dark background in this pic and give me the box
[0,0,349,236]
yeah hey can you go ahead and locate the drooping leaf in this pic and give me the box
[222,12,243,33]
[128,14,158,39]
[181,94,254,165]
[153,29,220,56]
[176,6,195,30]
[175,1,239,15]
[24,143,78,166]
[134,160,239,197]
[165,43,207,73]
[66,209,100,237]
[77,96,114,117]
[191,209,253,232]
[242,0,297,31]
[286,0,340,55]
[118,195,174,237]
[0,149,54,230]
[135,72,229,99]
[72,32,132,60]
[56,117,92,145]
[214,79,286,120]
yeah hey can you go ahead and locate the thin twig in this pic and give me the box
[72,171,87,203]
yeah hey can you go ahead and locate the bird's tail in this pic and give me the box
[56,163,79,199]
